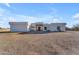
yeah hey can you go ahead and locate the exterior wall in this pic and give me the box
[59,25,66,31]
[43,24,49,31]
[48,23,66,31]
[29,23,36,31]
[9,22,66,32]
[9,22,28,32]
[29,23,66,32]
[47,25,57,31]
[29,22,44,31]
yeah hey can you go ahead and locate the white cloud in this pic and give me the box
[12,14,63,24]
[0,14,2,16]
[0,8,5,16]
[5,3,10,7]
[0,6,64,28]
[53,18,61,23]
[73,13,79,20]
[72,13,79,25]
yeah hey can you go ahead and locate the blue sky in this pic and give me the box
[0,3,79,28]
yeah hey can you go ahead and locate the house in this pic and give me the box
[29,22,66,32]
[9,22,66,32]
[9,22,28,32]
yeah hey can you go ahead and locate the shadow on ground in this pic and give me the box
[18,31,64,34]
[0,31,65,34]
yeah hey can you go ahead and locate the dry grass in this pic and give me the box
[0,31,79,55]
[0,29,10,33]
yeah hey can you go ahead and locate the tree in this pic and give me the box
[0,27,2,29]
[72,24,79,31]
[66,27,72,31]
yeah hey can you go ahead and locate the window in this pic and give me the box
[57,26,61,31]
[44,27,47,30]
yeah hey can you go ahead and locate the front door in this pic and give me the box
[38,27,41,31]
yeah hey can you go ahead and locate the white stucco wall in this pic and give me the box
[9,22,66,32]
[29,23,66,32]
[48,23,66,31]
[9,22,28,32]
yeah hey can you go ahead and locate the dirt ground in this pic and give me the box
[0,31,79,55]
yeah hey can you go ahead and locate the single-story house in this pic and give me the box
[9,22,66,32]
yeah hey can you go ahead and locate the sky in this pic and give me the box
[0,3,79,28]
